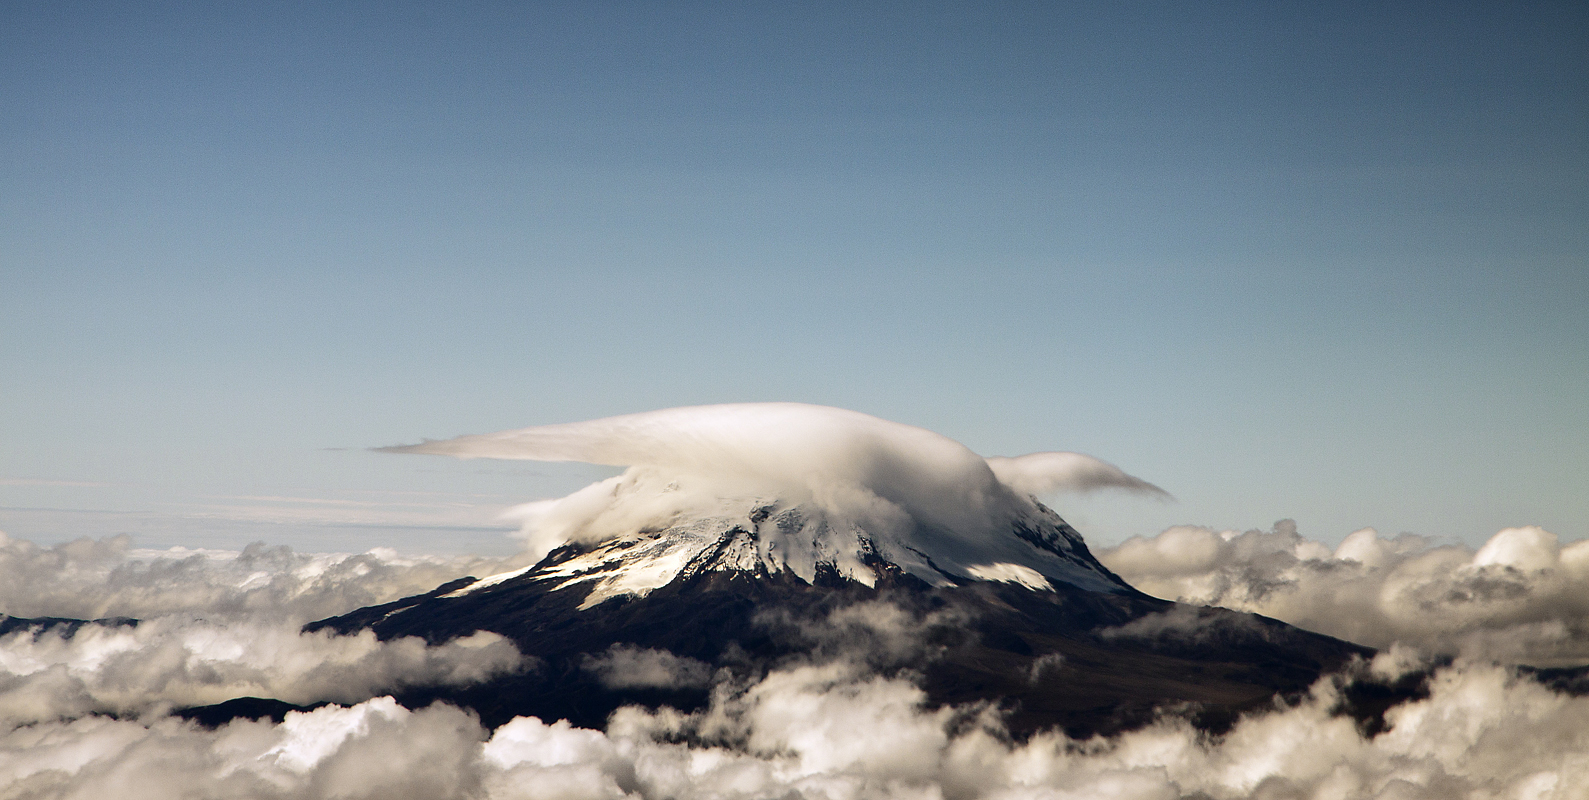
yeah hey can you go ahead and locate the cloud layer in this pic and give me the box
[1097,521,1589,665]
[0,529,527,623]
[6,656,1588,799]
[0,532,530,729]
[7,522,1589,798]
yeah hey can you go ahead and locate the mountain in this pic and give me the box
[0,614,137,638]
[185,403,1385,737]
[303,499,1374,738]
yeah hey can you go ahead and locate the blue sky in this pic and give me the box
[3,0,1585,554]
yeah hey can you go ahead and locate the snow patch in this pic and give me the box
[439,566,531,598]
[964,562,1052,591]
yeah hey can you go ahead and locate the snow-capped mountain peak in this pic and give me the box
[448,496,1130,609]
[384,403,1154,603]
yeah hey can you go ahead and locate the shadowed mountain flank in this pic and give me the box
[302,506,1372,739]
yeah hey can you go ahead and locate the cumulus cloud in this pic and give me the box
[581,644,713,690]
[755,598,973,670]
[11,510,1589,796]
[0,531,529,728]
[0,529,526,623]
[1098,521,1589,665]
[0,620,526,727]
[8,657,1589,799]
[0,698,488,800]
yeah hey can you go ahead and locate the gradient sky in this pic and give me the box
[3,0,1585,554]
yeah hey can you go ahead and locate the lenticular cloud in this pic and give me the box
[380,402,1166,562]
[379,402,1165,501]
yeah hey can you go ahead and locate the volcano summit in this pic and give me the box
[297,404,1372,737]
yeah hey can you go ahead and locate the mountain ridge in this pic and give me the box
[423,498,1137,615]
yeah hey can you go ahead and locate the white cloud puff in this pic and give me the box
[581,644,713,690]
[1098,521,1589,665]
[754,598,971,671]
[0,619,526,727]
[0,529,527,623]
[0,698,488,800]
[0,531,529,728]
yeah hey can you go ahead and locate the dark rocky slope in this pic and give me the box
[302,521,1374,739]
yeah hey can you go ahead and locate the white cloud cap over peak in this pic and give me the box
[377,403,1166,585]
[379,402,1163,498]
